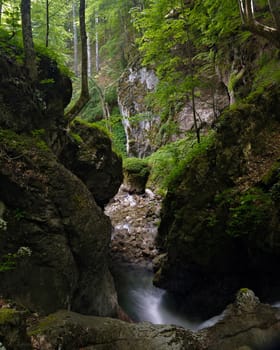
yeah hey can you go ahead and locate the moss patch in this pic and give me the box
[0,308,17,324]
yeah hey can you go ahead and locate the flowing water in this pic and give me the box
[107,189,224,330]
[112,262,223,330]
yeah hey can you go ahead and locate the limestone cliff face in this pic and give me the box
[155,84,280,318]
[117,59,229,157]
[0,44,120,316]
[118,61,160,157]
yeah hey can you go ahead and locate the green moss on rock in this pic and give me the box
[123,158,150,193]
[0,308,17,324]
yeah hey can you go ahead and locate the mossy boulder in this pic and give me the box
[0,129,118,316]
[155,84,280,317]
[60,119,123,207]
[123,157,150,194]
[27,291,280,350]
[0,43,71,140]
[0,45,119,317]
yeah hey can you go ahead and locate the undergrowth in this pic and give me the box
[146,130,216,194]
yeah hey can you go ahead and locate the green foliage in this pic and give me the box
[32,0,72,55]
[35,44,72,77]
[0,308,17,324]
[132,0,245,121]
[1,0,21,37]
[70,132,83,144]
[0,247,32,273]
[208,184,275,239]
[147,130,216,193]
[226,188,272,238]
[123,157,149,178]
[252,58,280,93]
[0,253,17,272]
[13,208,25,221]
[31,129,45,137]
[109,115,127,157]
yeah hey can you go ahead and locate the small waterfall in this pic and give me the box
[107,189,223,330]
[112,263,223,330]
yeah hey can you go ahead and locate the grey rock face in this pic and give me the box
[0,46,118,317]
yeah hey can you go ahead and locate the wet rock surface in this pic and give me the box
[24,289,280,350]
[105,186,162,268]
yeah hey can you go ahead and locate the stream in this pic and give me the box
[106,188,223,330]
[111,262,223,330]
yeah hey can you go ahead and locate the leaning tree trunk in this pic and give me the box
[66,0,90,120]
[21,0,38,82]
[238,0,280,48]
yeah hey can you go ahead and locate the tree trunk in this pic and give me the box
[45,0,49,47]
[238,0,280,47]
[72,0,78,76]
[95,15,100,73]
[79,0,89,101]
[66,0,89,120]
[191,86,200,143]
[21,0,38,82]
[87,35,91,77]
[0,1,3,26]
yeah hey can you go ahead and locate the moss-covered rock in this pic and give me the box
[0,129,117,316]
[60,119,123,207]
[155,84,280,318]
[123,157,150,194]
[0,308,31,349]
[27,291,280,350]
[0,43,71,142]
[0,45,119,317]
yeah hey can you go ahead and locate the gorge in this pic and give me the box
[1,0,280,349]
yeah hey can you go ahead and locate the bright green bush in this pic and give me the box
[147,130,216,194]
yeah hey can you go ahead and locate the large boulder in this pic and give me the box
[0,43,71,154]
[0,130,117,316]
[27,289,280,350]
[60,119,123,207]
[155,84,280,318]
[0,44,118,317]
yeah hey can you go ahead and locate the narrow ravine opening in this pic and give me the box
[106,187,223,329]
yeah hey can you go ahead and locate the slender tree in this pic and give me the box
[45,0,49,47]
[72,0,79,76]
[66,0,90,120]
[95,14,99,73]
[0,0,3,26]
[87,35,92,77]
[21,0,38,81]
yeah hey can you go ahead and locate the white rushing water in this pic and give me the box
[112,263,223,330]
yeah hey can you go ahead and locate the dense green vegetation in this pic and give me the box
[1,0,280,181]
[146,131,215,194]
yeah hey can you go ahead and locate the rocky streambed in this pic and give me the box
[106,185,162,268]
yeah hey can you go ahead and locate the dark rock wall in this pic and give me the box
[0,45,120,316]
[61,119,123,207]
[155,85,280,318]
